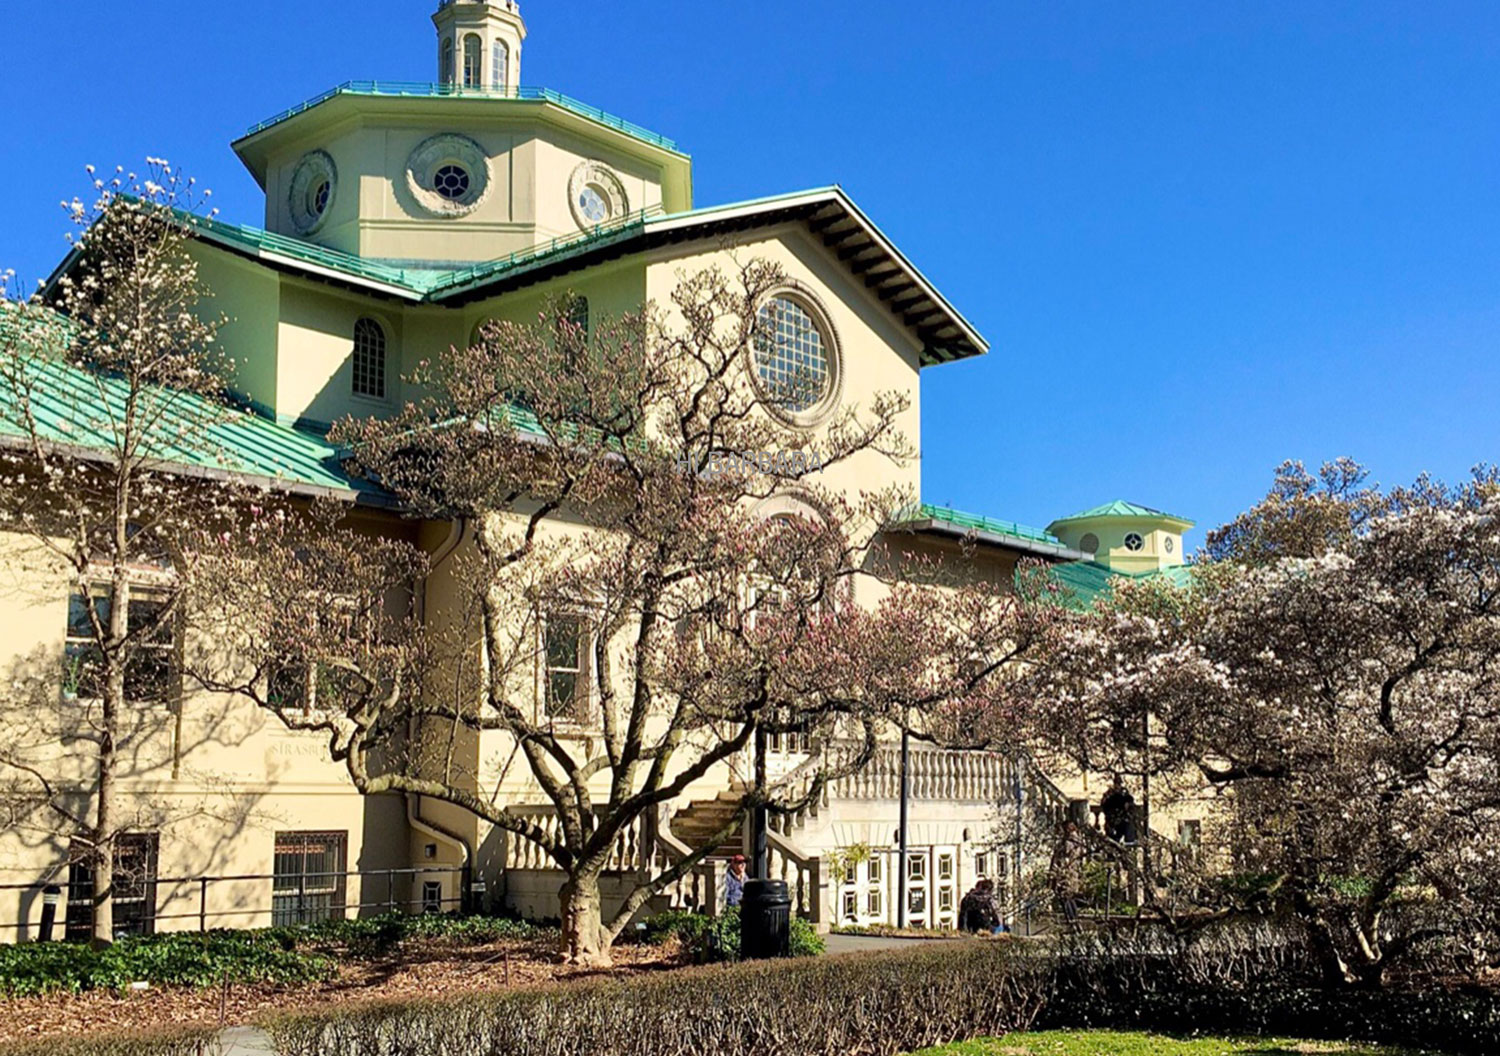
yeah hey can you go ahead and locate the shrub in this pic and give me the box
[0,913,537,997]
[640,908,823,961]
[0,1025,218,1056]
[0,930,331,997]
[262,941,1052,1056]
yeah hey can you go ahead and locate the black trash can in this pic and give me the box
[740,878,792,960]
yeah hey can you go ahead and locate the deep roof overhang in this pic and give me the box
[896,517,1089,562]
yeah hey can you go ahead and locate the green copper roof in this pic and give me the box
[1050,499,1195,526]
[909,503,1063,546]
[0,320,384,502]
[181,205,664,300]
[238,83,685,156]
[1046,560,1197,611]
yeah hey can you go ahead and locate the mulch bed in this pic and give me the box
[0,935,677,1043]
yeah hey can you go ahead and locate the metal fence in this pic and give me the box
[0,865,470,942]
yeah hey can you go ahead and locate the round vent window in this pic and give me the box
[406,134,490,217]
[567,161,629,231]
[288,150,337,235]
[1164,537,1175,554]
[1124,533,1145,552]
[434,164,471,201]
[1079,533,1100,555]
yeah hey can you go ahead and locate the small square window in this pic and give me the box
[907,887,926,916]
[938,886,954,912]
[907,854,926,881]
[938,853,954,881]
[422,881,443,914]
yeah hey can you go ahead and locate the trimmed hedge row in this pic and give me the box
[263,941,1053,1056]
[0,1026,218,1056]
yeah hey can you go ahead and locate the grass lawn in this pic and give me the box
[909,1032,1439,1056]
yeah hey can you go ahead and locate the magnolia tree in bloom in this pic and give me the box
[192,259,1057,966]
[1030,461,1500,987]
[0,164,252,945]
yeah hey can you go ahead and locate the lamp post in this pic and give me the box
[751,724,768,880]
[896,728,910,927]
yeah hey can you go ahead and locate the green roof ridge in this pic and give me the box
[908,502,1063,546]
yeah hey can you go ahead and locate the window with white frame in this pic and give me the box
[867,889,882,916]
[352,318,387,399]
[543,613,590,722]
[938,853,954,881]
[868,854,882,884]
[907,853,926,881]
[462,33,482,88]
[842,890,857,921]
[491,39,509,91]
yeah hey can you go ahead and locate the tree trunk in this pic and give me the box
[558,872,612,967]
[90,562,130,949]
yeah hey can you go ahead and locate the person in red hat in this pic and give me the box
[725,854,748,908]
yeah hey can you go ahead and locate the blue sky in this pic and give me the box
[3,1,1498,548]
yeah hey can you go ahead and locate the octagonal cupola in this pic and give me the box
[434,0,526,92]
[1047,501,1195,574]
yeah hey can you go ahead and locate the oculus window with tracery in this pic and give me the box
[434,164,471,201]
[754,297,829,413]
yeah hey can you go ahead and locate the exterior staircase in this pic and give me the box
[668,790,745,859]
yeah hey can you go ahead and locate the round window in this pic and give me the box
[434,164,471,201]
[577,184,610,224]
[406,134,490,217]
[287,150,337,235]
[1124,533,1145,552]
[1079,533,1100,555]
[754,296,832,417]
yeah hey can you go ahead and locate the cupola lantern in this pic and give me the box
[433,0,526,92]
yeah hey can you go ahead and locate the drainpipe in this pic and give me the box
[405,518,475,912]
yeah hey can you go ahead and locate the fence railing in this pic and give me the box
[0,865,467,942]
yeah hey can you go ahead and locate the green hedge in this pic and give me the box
[263,941,1052,1056]
[0,1025,218,1056]
[640,908,824,961]
[0,914,543,997]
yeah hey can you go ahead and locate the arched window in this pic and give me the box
[352,318,387,399]
[440,38,455,86]
[491,40,509,92]
[463,34,482,89]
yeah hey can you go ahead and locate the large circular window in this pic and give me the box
[288,150,337,235]
[568,161,628,230]
[751,290,842,426]
[406,134,490,217]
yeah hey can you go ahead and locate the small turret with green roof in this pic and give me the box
[1046,500,1194,574]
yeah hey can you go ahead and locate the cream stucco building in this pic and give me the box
[0,1,1198,940]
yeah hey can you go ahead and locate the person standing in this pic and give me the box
[725,854,748,908]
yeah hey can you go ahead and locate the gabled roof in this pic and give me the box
[1049,499,1195,529]
[0,313,387,504]
[46,189,988,368]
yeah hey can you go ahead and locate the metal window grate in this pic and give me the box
[352,318,387,399]
[272,831,348,926]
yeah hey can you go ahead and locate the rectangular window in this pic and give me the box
[975,853,989,878]
[544,615,589,722]
[272,831,348,926]
[867,854,882,883]
[938,853,954,881]
[907,887,927,917]
[938,886,954,912]
[66,832,159,941]
[842,890,857,921]
[867,889,882,917]
[64,590,175,702]
[422,880,444,915]
[906,853,926,881]
[1179,819,1202,847]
